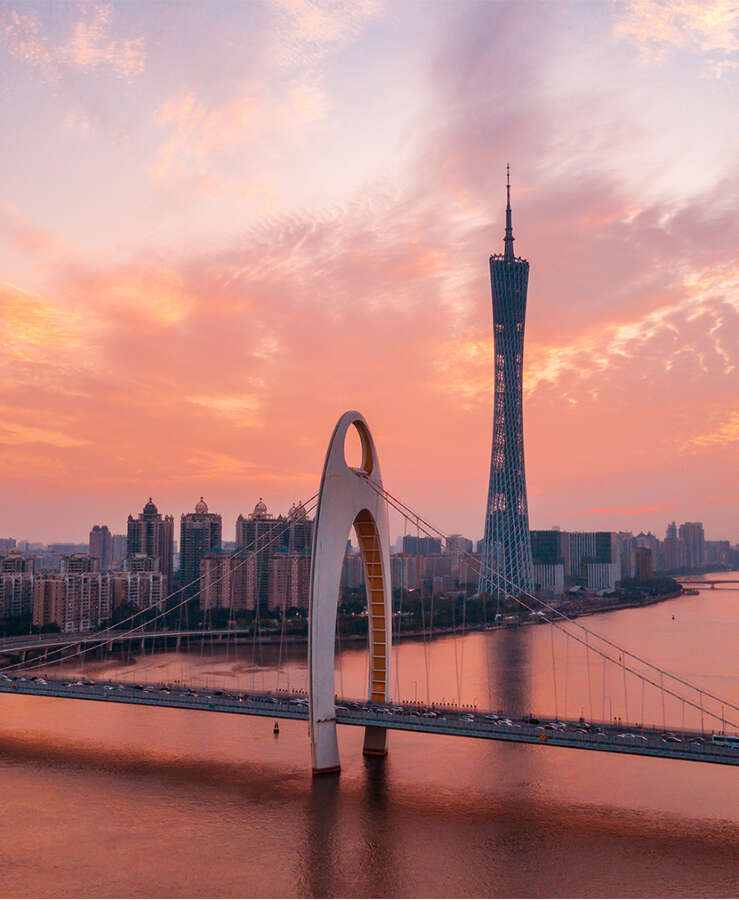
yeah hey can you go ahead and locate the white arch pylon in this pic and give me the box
[308,411,392,775]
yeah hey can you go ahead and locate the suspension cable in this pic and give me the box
[362,478,738,730]
[365,478,739,717]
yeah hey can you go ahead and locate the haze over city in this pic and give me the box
[2,1,737,544]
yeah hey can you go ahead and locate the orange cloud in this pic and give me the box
[0,205,62,255]
[684,410,739,449]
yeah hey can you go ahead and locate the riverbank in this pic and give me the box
[0,589,686,661]
[210,586,686,646]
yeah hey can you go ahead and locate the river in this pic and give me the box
[1,575,737,897]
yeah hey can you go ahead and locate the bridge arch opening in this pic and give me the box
[308,411,392,775]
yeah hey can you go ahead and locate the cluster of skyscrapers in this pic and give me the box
[0,496,314,633]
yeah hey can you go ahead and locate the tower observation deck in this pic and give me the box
[479,167,534,599]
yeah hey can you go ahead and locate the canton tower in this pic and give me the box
[479,167,534,599]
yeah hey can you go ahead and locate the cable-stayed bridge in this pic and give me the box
[2,677,737,766]
[1,412,737,774]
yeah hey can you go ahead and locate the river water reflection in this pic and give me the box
[0,577,737,896]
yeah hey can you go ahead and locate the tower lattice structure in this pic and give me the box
[479,168,534,598]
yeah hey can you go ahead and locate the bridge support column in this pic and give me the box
[176,635,181,650]
[309,412,392,776]
[362,725,388,757]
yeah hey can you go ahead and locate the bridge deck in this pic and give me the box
[1,677,736,767]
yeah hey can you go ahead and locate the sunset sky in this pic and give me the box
[1,0,737,544]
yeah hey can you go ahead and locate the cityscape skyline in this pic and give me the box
[1,4,737,897]
[3,500,738,549]
[3,488,734,636]
[1,2,737,545]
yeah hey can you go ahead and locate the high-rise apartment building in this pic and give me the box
[89,525,112,571]
[704,540,730,566]
[568,532,596,579]
[0,553,33,575]
[0,574,34,618]
[269,552,311,611]
[662,522,686,570]
[32,572,164,632]
[390,554,422,591]
[617,532,636,579]
[635,546,654,579]
[532,563,564,596]
[127,498,174,579]
[678,522,705,569]
[180,498,222,592]
[236,500,278,613]
[200,551,245,612]
[446,535,474,555]
[586,562,619,592]
[124,554,159,572]
[48,574,112,633]
[531,530,570,575]
[111,572,166,611]
[33,577,65,628]
[402,535,442,555]
[564,532,621,583]
[60,553,98,574]
[235,500,313,612]
[111,534,127,567]
[480,170,534,597]
[341,552,365,591]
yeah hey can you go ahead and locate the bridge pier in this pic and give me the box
[308,412,392,777]
[362,725,388,757]
[176,635,181,650]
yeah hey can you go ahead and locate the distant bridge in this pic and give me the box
[675,578,739,589]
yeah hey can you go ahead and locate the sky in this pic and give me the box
[0,0,737,544]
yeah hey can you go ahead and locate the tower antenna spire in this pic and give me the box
[504,163,514,260]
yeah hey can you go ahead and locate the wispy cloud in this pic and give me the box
[188,393,263,427]
[268,0,382,68]
[0,422,87,448]
[614,0,739,74]
[3,4,146,80]
[150,77,327,182]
